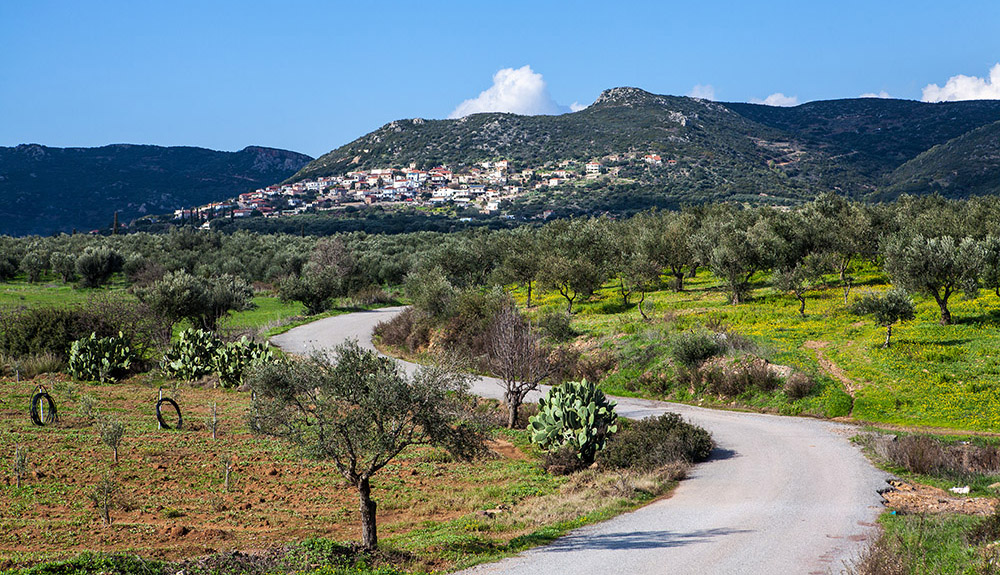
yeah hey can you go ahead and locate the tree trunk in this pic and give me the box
[113,447,118,464]
[843,281,852,306]
[938,303,952,326]
[797,295,806,317]
[638,289,649,320]
[358,477,378,550]
[933,291,952,325]
[673,271,684,292]
[506,400,520,429]
[619,279,631,307]
[883,324,893,348]
[526,281,533,308]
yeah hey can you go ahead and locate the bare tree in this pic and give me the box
[486,304,553,429]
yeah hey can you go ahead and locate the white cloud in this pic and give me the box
[688,84,716,100]
[922,63,1000,102]
[569,101,588,112]
[860,90,891,99]
[751,92,799,107]
[449,66,570,118]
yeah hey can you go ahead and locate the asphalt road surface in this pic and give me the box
[271,306,889,575]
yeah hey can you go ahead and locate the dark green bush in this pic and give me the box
[599,412,714,471]
[0,306,111,360]
[538,310,576,342]
[671,330,722,368]
[75,247,124,288]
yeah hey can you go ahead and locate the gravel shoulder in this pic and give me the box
[271,306,889,575]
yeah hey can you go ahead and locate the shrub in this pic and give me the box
[0,297,167,364]
[349,285,393,307]
[671,330,722,368]
[870,434,1000,478]
[784,372,817,399]
[968,505,1000,545]
[599,413,714,471]
[1,351,65,379]
[538,311,576,342]
[0,306,109,360]
[529,379,618,465]
[67,332,136,383]
[701,357,781,397]
[845,531,911,575]
[543,445,589,475]
[373,308,432,353]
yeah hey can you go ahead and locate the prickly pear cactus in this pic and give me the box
[213,336,275,388]
[68,331,135,383]
[528,379,618,464]
[160,328,220,380]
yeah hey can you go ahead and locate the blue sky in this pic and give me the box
[2,1,999,157]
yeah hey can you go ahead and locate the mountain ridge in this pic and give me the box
[290,88,1000,202]
[0,144,312,236]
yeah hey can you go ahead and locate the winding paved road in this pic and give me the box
[271,306,889,575]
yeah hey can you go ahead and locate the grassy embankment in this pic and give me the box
[503,264,1000,433]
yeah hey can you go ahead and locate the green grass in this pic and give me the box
[876,512,993,575]
[513,265,1000,432]
[0,279,102,307]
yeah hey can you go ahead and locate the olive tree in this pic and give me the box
[75,247,124,288]
[248,341,482,550]
[279,237,357,315]
[491,227,542,307]
[850,289,916,348]
[881,234,984,325]
[137,270,254,330]
[20,250,49,283]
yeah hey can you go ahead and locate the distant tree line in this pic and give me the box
[5,193,1000,327]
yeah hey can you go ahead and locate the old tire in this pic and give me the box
[30,392,57,426]
[155,398,182,430]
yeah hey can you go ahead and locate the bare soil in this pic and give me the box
[0,375,530,564]
[882,479,997,516]
[804,340,859,395]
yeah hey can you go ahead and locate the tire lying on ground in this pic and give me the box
[30,391,58,426]
[155,398,182,430]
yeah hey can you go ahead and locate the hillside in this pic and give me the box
[292,88,1000,203]
[0,144,312,236]
[883,119,1000,199]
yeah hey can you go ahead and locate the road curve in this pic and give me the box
[271,306,889,575]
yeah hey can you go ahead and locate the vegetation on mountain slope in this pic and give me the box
[0,144,312,236]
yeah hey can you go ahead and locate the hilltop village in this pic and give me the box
[171,153,674,225]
